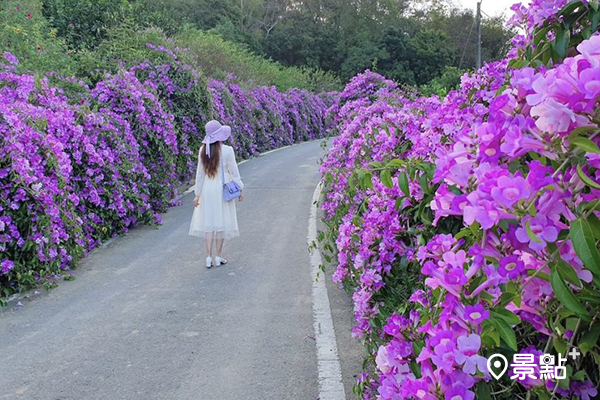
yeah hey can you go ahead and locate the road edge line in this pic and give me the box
[308,181,346,400]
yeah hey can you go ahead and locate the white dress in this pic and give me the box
[189,144,244,239]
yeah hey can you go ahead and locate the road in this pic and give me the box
[0,140,362,400]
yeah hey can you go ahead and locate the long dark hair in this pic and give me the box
[201,142,221,178]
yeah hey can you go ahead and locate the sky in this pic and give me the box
[456,0,521,18]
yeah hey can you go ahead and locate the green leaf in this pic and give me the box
[394,197,404,210]
[587,213,600,240]
[558,0,584,17]
[551,27,570,60]
[533,26,552,46]
[527,268,550,281]
[380,169,393,189]
[553,337,568,356]
[385,159,404,169]
[570,218,600,277]
[363,171,374,190]
[454,227,472,240]
[490,308,521,325]
[526,219,543,243]
[592,5,600,30]
[556,259,582,287]
[550,269,591,321]
[489,314,518,350]
[568,125,597,139]
[418,173,429,194]
[494,84,508,97]
[398,172,410,197]
[577,164,600,189]
[562,7,586,29]
[580,323,600,354]
[481,322,501,347]
[571,136,600,154]
[476,382,492,400]
[577,289,600,305]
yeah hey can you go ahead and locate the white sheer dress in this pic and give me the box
[189,144,244,239]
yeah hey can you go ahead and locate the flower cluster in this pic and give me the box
[130,43,212,179]
[0,62,156,295]
[209,77,332,160]
[320,8,600,400]
[0,43,333,298]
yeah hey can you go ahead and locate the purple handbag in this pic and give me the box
[221,157,241,202]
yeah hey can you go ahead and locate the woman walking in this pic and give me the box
[189,120,244,268]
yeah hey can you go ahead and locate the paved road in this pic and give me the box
[0,140,354,400]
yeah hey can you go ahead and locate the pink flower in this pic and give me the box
[515,215,558,251]
[498,255,526,279]
[464,304,489,324]
[455,334,488,375]
[577,34,600,67]
[490,175,530,209]
[463,192,505,229]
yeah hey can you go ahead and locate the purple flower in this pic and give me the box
[490,175,530,208]
[498,255,526,279]
[464,304,489,324]
[1,259,15,275]
[455,334,488,375]
[515,215,558,251]
[444,385,475,400]
[3,52,19,65]
[571,380,598,400]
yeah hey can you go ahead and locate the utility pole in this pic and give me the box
[476,0,482,69]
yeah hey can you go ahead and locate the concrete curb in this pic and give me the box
[308,182,346,399]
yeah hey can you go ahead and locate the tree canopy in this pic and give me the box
[40,0,515,87]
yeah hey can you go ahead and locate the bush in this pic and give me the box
[320,2,600,398]
[91,69,178,213]
[175,27,341,92]
[419,65,466,97]
[0,61,156,300]
[208,77,333,160]
[0,0,75,75]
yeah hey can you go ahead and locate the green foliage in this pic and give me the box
[0,0,75,74]
[34,0,513,88]
[410,29,455,85]
[430,6,514,70]
[134,0,239,31]
[419,66,466,97]
[174,27,341,92]
[86,24,181,72]
[41,0,133,49]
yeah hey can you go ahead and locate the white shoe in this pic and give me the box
[214,256,222,267]
[206,257,213,268]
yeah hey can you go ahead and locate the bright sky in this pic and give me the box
[456,0,521,18]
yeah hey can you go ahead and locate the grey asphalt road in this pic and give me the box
[0,139,362,400]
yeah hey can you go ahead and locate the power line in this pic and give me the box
[476,0,482,68]
[458,13,476,69]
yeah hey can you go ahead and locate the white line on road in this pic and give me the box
[308,182,346,400]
